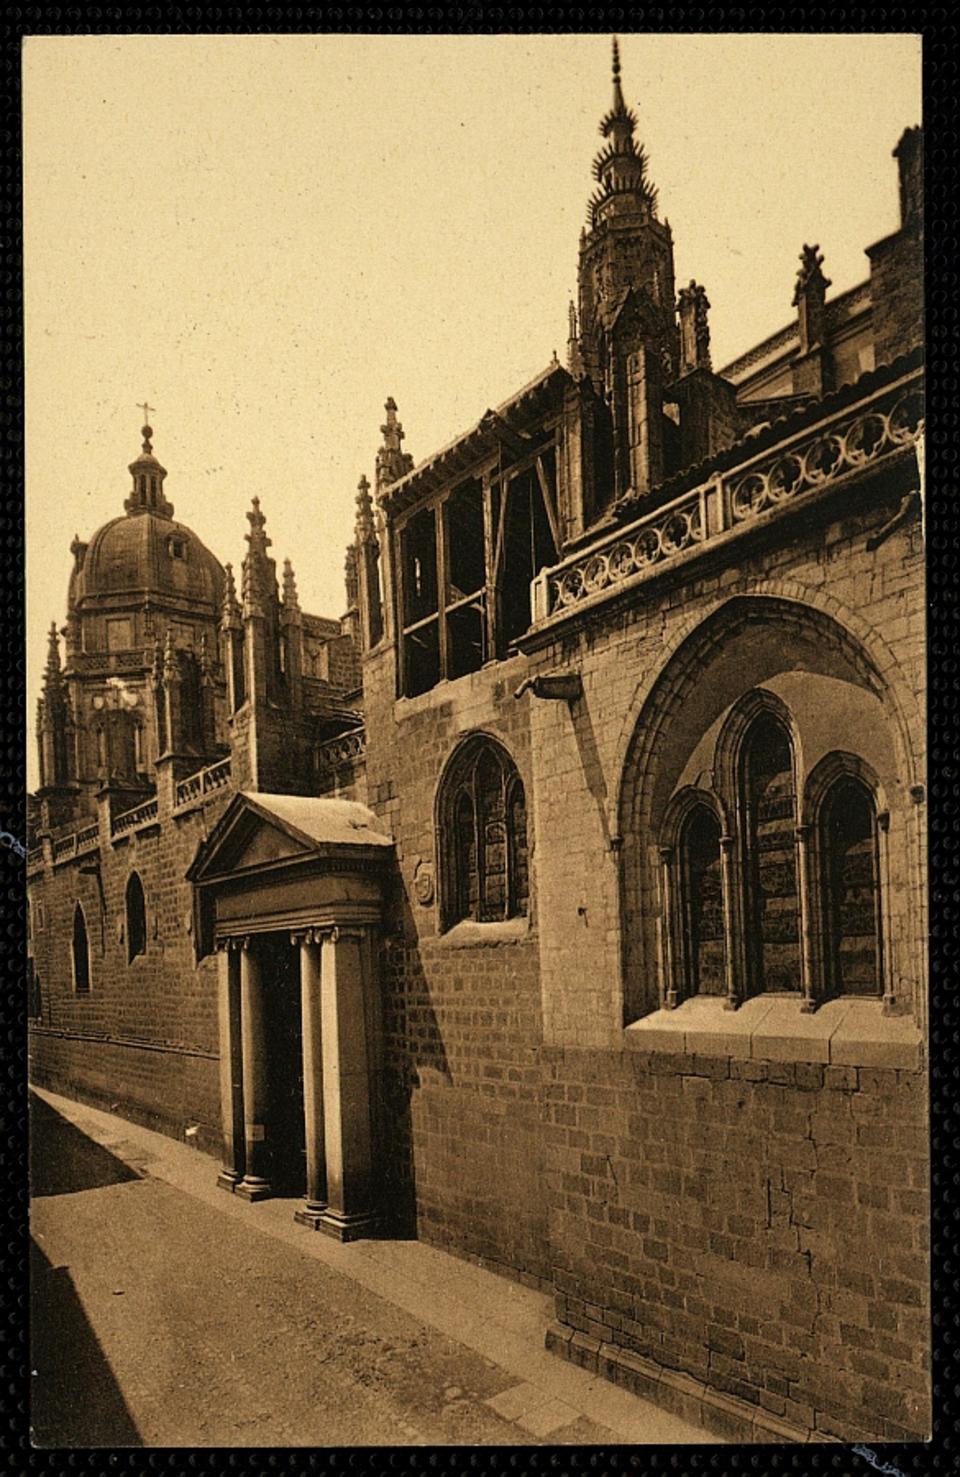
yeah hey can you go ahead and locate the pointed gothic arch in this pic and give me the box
[126,871,147,962]
[72,903,91,995]
[437,733,529,929]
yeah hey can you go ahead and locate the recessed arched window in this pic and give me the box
[72,903,91,995]
[126,872,147,962]
[740,712,801,995]
[441,737,529,927]
[820,776,882,997]
[678,804,725,997]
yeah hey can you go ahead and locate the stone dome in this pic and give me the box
[70,510,224,611]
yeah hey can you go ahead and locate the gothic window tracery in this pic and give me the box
[655,690,888,1012]
[440,737,529,928]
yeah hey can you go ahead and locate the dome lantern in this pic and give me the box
[124,406,174,518]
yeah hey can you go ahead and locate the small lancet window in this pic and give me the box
[740,713,801,995]
[678,805,725,997]
[126,872,147,962]
[820,777,882,998]
[72,903,91,995]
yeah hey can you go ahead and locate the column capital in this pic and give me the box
[657,845,674,865]
[794,823,811,842]
[719,834,735,853]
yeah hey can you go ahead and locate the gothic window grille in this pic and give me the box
[72,903,91,995]
[820,776,882,998]
[740,713,802,995]
[444,739,528,926]
[678,804,725,997]
[126,872,147,962]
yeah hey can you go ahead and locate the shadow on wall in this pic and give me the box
[30,1236,143,1448]
[29,1092,142,1199]
[375,886,451,1239]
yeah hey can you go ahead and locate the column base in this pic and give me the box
[235,1175,274,1202]
[216,1168,241,1193]
[293,1200,329,1230]
[309,1206,380,1243]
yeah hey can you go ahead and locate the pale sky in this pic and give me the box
[23,32,921,789]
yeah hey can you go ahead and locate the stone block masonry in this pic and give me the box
[542,1046,929,1443]
[28,778,232,1153]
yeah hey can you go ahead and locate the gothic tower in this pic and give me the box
[570,39,678,505]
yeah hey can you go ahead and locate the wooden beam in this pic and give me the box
[535,454,561,554]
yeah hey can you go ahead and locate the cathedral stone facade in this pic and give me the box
[28,46,927,1444]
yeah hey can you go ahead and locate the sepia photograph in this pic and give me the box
[23,30,927,1450]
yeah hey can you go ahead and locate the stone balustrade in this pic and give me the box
[531,372,924,628]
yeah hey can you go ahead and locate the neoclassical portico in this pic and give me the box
[188,791,392,1241]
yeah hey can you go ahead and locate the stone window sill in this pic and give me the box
[435,916,531,949]
[624,995,923,1070]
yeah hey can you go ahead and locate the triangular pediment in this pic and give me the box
[225,814,313,872]
[191,805,314,882]
[187,789,393,886]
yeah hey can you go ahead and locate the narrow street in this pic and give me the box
[30,1088,714,1449]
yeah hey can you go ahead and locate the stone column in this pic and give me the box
[216,943,245,1191]
[795,824,817,1012]
[236,937,273,1201]
[315,926,378,1241]
[658,847,679,1009]
[294,931,328,1228]
[877,810,897,1014]
[719,834,741,1010]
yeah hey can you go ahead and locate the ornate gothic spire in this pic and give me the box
[43,621,63,690]
[376,398,414,491]
[242,497,273,616]
[588,37,658,228]
[793,244,831,354]
[221,561,242,630]
[677,281,712,374]
[355,475,376,543]
[282,558,301,613]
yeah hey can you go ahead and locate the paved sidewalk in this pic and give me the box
[30,1086,715,1447]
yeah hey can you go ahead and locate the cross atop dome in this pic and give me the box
[125,405,173,518]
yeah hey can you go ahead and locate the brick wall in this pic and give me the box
[361,450,927,1439]
[543,1046,929,1442]
[28,771,231,1154]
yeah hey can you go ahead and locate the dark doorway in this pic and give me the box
[258,935,306,1194]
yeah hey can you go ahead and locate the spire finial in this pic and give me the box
[356,474,376,542]
[137,402,155,452]
[282,558,300,610]
[44,621,62,683]
[612,36,625,110]
[377,397,414,490]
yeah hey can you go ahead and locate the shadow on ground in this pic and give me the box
[29,1092,141,1198]
[30,1234,143,1447]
